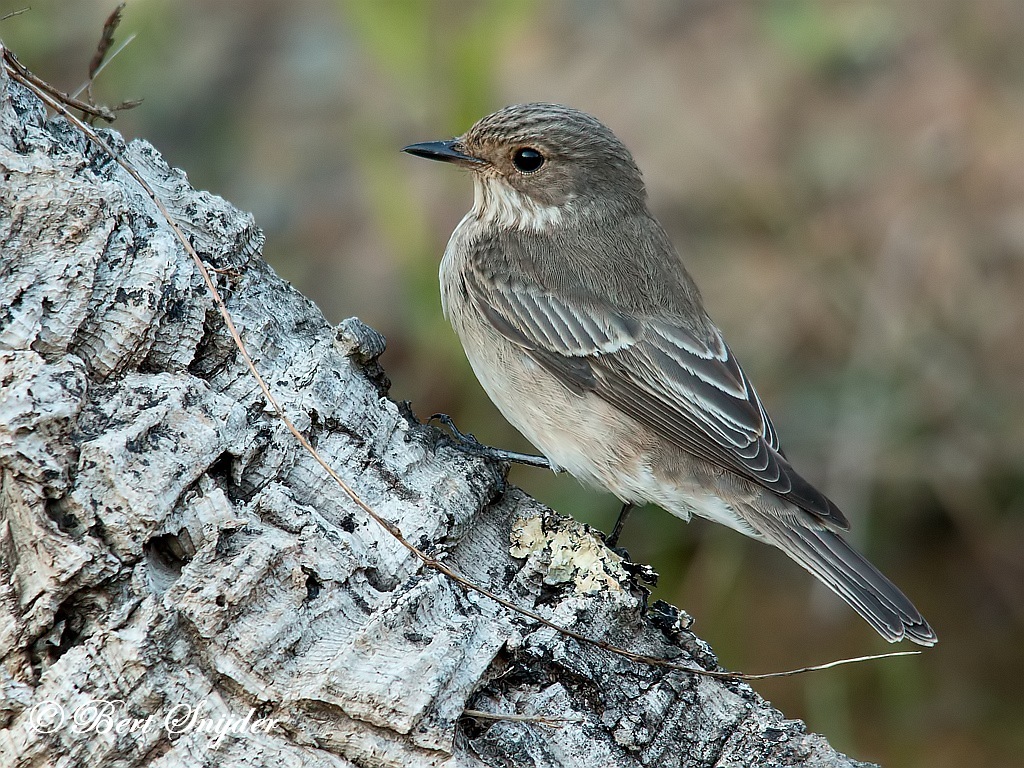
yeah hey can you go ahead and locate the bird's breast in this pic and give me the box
[438,213,481,323]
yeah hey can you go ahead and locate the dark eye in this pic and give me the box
[512,147,544,173]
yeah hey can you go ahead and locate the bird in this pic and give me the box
[403,103,936,646]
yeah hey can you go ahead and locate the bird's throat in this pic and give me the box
[470,177,566,233]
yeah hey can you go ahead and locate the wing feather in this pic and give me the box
[464,267,848,529]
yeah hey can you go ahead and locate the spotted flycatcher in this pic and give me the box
[404,103,935,645]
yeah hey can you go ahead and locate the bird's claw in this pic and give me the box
[430,413,483,448]
[429,413,553,469]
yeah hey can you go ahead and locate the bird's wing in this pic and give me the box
[464,269,849,530]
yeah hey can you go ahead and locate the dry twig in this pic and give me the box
[89,2,126,80]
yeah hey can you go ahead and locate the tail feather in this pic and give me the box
[753,513,937,646]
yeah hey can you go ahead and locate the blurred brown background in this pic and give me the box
[7,1,1022,766]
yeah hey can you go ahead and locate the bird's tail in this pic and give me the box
[752,513,937,646]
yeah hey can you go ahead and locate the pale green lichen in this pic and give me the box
[510,514,626,594]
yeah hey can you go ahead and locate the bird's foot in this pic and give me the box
[599,532,659,585]
[620,559,659,586]
[430,413,553,469]
[599,502,658,584]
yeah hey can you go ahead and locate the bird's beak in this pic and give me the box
[402,139,484,166]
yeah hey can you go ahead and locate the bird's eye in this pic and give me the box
[512,147,544,173]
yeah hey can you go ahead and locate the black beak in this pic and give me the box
[402,139,483,165]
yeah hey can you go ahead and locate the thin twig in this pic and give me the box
[2,46,115,121]
[76,3,140,120]
[1,8,30,23]
[0,45,923,684]
[89,2,126,79]
[726,650,920,680]
[72,33,137,101]
[462,709,579,727]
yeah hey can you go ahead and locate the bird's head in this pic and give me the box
[404,103,647,230]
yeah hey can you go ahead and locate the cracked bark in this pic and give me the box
[0,66,873,768]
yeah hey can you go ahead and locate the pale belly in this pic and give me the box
[447,305,765,538]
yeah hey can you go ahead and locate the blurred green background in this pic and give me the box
[5,1,1022,765]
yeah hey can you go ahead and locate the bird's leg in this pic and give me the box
[604,503,660,583]
[430,413,553,469]
[605,502,634,548]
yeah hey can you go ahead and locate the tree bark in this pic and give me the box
[0,65,872,767]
